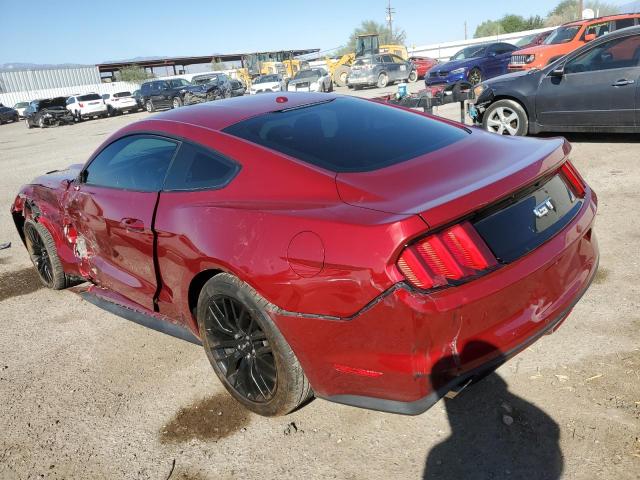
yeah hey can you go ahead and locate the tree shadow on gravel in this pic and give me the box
[423,341,563,480]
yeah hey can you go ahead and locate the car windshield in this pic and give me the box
[77,94,101,101]
[193,75,218,85]
[544,26,580,44]
[14,102,29,108]
[114,91,132,98]
[515,34,536,47]
[255,75,280,84]
[223,97,467,173]
[294,70,321,80]
[451,45,486,60]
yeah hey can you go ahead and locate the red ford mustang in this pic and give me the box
[11,93,598,416]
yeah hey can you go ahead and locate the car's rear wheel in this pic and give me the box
[146,100,155,113]
[377,73,389,88]
[482,99,528,136]
[468,68,482,85]
[408,70,418,83]
[24,220,69,290]
[197,273,312,416]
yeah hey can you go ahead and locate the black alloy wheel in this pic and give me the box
[468,68,482,86]
[204,295,277,403]
[25,223,54,286]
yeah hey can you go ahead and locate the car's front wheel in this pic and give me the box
[25,118,32,129]
[146,100,155,113]
[172,96,183,109]
[482,99,528,136]
[24,220,70,289]
[197,273,312,416]
[408,70,418,83]
[468,68,482,85]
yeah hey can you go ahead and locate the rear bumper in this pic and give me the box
[271,191,598,414]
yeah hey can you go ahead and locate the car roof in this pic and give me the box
[563,12,640,27]
[138,92,338,131]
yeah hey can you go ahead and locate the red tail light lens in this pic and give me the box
[78,102,84,108]
[397,221,497,290]
[560,161,586,197]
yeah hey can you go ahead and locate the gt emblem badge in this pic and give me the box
[533,197,555,218]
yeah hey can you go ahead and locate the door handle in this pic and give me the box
[120,218,145,232]
[611,79,634,87]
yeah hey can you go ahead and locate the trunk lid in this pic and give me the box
[335,130,570,229]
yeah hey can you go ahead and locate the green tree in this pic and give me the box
[211,61,229,71]
[546,0,618,25]
[117,65,153,83]
[338,20,407,55]
[474,14,545,38]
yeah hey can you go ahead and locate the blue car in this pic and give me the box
[425,42,517,87]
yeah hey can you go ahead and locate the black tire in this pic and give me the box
[0,117,3,125]
[24,220,69,290]
[377,72,389,88]
[197,273,312,416]
[408,70,418,83]
[328,80,333,92]
[146,100,155,113]
[353,85,362,90]
[481,99,529,136]
[74,111,83,123]
[25,118,32,129]
[172,96,183,109]
[468,68,482,86]
[333,65,350,87]
[38,117,45,128]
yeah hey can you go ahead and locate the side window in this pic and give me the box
[565,35,640,74]
[83,136,178,192]
[615,18,635,30]
[584,21,610,39]
[381,55,394,63]
[163,142,239,191]
[391,55,405,64]
[66,97,74,105]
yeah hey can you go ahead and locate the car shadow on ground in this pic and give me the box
[423,341,563,480]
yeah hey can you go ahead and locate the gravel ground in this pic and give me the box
[0,85,638,480]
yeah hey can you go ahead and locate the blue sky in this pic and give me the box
[0,0,629,64]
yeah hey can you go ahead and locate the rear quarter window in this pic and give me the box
[163,143,239,191]
[222,97,468,173]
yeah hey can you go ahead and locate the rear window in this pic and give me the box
[222,97,468,173]
[114,91,132,97]
[78,94,101,101]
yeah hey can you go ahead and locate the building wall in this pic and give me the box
[0,66,102,94]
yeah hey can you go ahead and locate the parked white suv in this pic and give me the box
[66,93,108,121]
[102,91,139,116]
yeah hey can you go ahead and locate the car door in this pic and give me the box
[65,135,179,310]
[151,81,170,108]
[536,34,640,128]
[154,141,241,321]
[390,54,410,81]
[381,54,399,81]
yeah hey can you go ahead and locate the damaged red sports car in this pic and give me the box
[11,93,598,416]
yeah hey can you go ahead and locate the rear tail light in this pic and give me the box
[397,221,497,290]
[560,161,586,198]
[78,102,84,108]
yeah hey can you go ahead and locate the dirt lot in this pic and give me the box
[0,85,638,480]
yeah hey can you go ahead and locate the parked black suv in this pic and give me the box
[23,98,74,128]
[140,78,192,112]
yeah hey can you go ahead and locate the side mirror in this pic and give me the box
[550,62,565,77]
[584,33,596,42]
[77,170,88,184]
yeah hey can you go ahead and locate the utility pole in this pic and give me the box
[386,0,395,39]
[578,0,584,19]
